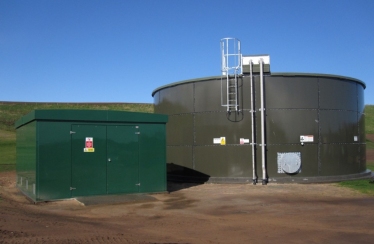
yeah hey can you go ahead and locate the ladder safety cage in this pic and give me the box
[220,38,243,113]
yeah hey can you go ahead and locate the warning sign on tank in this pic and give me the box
[84,137,95,152]
[213,137,226,145]
[300,135,314,143]
[240,138,250,144]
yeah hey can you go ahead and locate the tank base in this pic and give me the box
[167,170,372,184]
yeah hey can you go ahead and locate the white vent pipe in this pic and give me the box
[259,58,267,185]
[249,60,257,184]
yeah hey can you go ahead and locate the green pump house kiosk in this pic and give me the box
[15,110,168,202]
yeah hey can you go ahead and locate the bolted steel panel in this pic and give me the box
[266,109,319,144]
[167,146,194,174]
[194,145,252,178]
[167,114,194,146]
[319,78,358,110]
[265,76,318,109]
[194,77,249,112]
[320,110,358,143]
[357,84,365,114]
[359,112,365,143]
[320,144,361,176]
[359,144,366,172]
[156,85,194,114]
[194,78,223,112]
[194,112,252,146]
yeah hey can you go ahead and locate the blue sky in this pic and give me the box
[1,0,373,104]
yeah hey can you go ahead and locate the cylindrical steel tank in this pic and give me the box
[152,73,369,183]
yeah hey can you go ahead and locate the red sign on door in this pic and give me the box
[84,137,95,152]
[85,138,93,148]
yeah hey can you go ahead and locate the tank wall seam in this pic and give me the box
[266,143,365,146]
[319,108,361,113]
[267,108,318,111]
[319,142,365,145]
[167,110,253,116]
[194,144,252,147]
[318,77,321,176]
[168,144,253,147]
[266,108,365,113]
[192,82,196,170]
[163,108,360,116]
[357,83,361,170]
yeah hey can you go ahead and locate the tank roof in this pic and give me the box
[271,73,366,88]
[152,73,365,96]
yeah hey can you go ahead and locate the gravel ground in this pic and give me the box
[1,170,374,244]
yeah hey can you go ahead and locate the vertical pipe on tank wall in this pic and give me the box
[259,59,267,185]
[225,40,230,112]
[249,60,257,184]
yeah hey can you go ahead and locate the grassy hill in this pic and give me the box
[366,105,374,134]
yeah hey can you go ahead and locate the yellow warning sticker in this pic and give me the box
[84,148,95,152]
[220,137,226,145]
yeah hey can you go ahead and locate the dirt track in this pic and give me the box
[1,171,374,244]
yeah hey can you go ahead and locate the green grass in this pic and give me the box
[338,152,374,196]
[365,105,374,134]
[0,130,16,169]
[367,133,374,172]
[0,140,16,164]
[367,138,374,150]
[367,165,374,171]
[338,179,374,196]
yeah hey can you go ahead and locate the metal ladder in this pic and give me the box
[221,38,242,113]
[226,74,239,111]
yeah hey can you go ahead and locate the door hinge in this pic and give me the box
[70,187,76,190]
[135,183,141,186]
[70,131,76,134]
[135,132,140,135]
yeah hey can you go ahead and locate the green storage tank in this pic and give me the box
[15,109,168,202]
[153,73,369,184]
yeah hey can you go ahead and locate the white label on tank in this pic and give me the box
[300,135,314,142]
[354,136,358,142]
[240,138,250,144]
[214,137,226,145]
